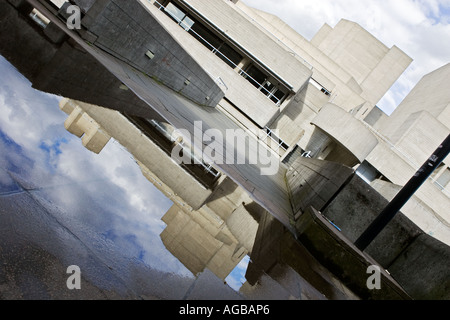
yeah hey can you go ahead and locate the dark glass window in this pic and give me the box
[189,22,222,51]
[243,65,267,89]
[216,43,243,68]
[271,88,287,104]
[156,1,288,106]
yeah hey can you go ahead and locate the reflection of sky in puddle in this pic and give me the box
[0,55,248,297]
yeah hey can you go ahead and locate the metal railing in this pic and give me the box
[264,127,289,152]
[152,0,286,106]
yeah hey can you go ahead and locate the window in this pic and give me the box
[265,127,289,151]
[164,3,186,23]
[215,43,243,68]
[241,66,288,105]
[242,65,267,89]
[309,78,332,96]
[156,1,287,105]
[162,2,195,31]
[125,115,221,188]
[29,8,50,29]
[180,15,195,31]
[270,87,287,104]
[435,167,450,191]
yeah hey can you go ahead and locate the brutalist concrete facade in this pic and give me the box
[1,0,449,300]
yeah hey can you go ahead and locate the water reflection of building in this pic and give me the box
[59,98,363,299]
[59,98,261,282]
[5,0,447,240]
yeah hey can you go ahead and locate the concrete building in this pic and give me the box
[1,0,449,299]
[137,0,449,244]
[59,97,262,283]
[359,64,450,244]
[58,98,363,299]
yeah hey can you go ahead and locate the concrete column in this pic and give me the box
[64,106,84,138]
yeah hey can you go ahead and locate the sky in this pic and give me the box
[242,0,450,115]
[0,56,187,278]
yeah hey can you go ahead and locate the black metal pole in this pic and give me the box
[355,133,450,251]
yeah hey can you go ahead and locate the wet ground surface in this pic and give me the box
[0,55,348,300]
[1,53,339,301]
[0,53,250,299]
[0,1,357,300]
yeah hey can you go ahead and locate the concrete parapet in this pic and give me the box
[286,157,354,217]
[320,174,450,299]
[323,175,423,268]
[388,234,450,300]
[311,103,379,164]
[61,102,111,154]
[246,211,359,299]
[295,207,411,300]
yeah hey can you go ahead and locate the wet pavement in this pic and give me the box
[0,54,248,299]
[1,53,340,301]
[0,1,358,300]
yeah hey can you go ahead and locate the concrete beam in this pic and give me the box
[311,103,379,163]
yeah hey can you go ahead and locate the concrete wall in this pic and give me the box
[388,234,450,300]
[61,103,111,154]
[321,175,450,299]
[283,153,450,299]
[391,111,449,168]
[226,204,259,253]
[235,4,364,112]
[72,0,96,12]
[366,137,450,230]
[311,19,413,106]
[247,210,369,300]
[295,207,411,300]
[61,99,213,210]
[81,0,224,107]
[181,0,312,93]
[364,105,388,128]
[371,179,450,246]
[285,157,354,218]
[323,175,423,267]
[161,204,245,280]
[310,103,379,165]
[236,4,411,113]
[269,82,330,149]
[378,63,450,141]
[0,0,168,123]
[0,0,59,80]
[141,0,309,127]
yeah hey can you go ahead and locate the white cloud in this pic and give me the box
[0,56,189,276]
[241,0,450,114]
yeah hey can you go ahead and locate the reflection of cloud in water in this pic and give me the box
[0,55,252,299]
[0,56,189,277]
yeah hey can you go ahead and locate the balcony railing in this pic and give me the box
[152,0,287,106]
